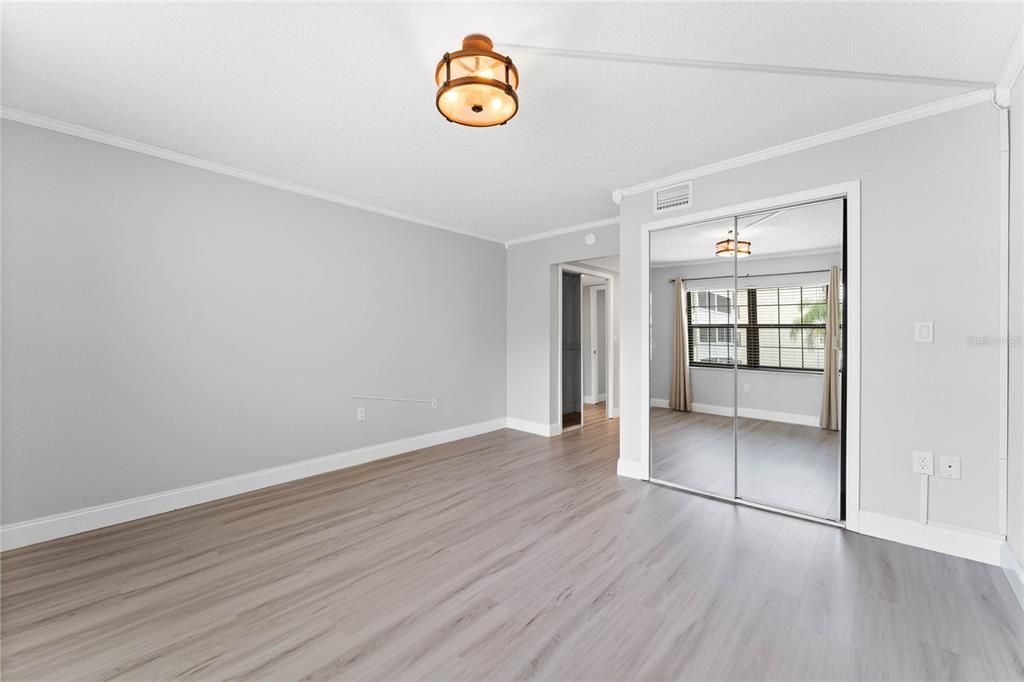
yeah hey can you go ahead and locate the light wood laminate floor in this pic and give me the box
[584,400,608,425]
[2,418,1022,680]
[651,408,840,520]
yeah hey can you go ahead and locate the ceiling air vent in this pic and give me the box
[654,181,693,213]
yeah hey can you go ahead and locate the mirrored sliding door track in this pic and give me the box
[648,478,845,528]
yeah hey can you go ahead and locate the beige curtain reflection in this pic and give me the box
[670,278,693,412]
[819,266,841,430]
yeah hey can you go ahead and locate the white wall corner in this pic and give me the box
[994,21,1024,108]
[1002,543,1024,613]
[0,417,508,551]
[858,511,1005,566]
[617,458,645,480]
[998,106,1010,538]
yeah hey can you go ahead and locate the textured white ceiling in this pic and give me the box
[651,199,843,265]
[3,3,1020,241]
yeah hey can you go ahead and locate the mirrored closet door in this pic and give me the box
[649,198,845,522]
[649,216,738,499]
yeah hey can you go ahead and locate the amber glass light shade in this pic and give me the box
[435,34,519,127]
[715,239,752,258]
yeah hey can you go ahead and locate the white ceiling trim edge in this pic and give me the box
[504,216,619,247]
[0,107,505,245]
[610,88,994,204]
[994,22,1024,107]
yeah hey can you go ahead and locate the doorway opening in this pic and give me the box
[559,263,615,432]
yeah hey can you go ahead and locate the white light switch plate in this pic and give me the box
[914,321,934,343]
[357,407,366,422]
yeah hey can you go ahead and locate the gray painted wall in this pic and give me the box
[1009,76,1024,560]
[620,103,1004,534]
[506,226,619,428]
[651,251,841,417]
[1,121,507,524]
[687,367,822,418]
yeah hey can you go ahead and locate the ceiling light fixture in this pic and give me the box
[436,34,519,127]
[715,238,752,258]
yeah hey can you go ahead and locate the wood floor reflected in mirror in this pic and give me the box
[650,407,840,520]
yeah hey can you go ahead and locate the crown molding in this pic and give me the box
[611,88,994,204]
[1,107,505,245]
[504,216,619,247]
[994,22,1023,107]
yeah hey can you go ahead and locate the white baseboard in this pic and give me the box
[617,458,645,480]
[858,511,1004,566]
[505,418,560,437]
[0,418,507,551]
[1002,543,1024,612]
[650,399,818,427]
[744,407,818,427]
[584,395,597,404]
[610,407,619,418]
[689,402,729,417]
[693,402,819,427]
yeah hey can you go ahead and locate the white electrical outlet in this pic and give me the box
[356,407,366,422]
[912,450,934,475]
[743,384,751,393]
[939,455,961,480]
[431,398,438,409]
